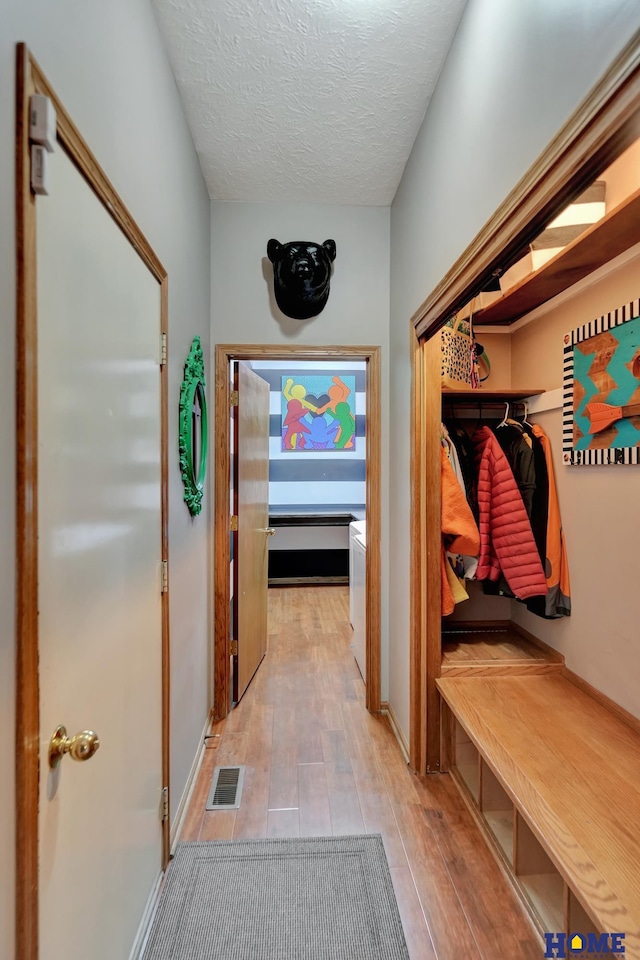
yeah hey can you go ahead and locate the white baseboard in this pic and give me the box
[380,701,410,764]
[128,715,211,958]
[169,714,211,853]
[129,870,163,960]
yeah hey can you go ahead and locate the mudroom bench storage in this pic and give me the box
[438,673,640,956]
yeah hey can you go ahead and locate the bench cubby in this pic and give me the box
[480,761,513,865]
[453,717,480,802]
[438,674,640,957]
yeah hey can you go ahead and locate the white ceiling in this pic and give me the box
[151,0,467,205]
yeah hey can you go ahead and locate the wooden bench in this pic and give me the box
[437,674,640,957]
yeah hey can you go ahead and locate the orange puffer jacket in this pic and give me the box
[473,427,547,599]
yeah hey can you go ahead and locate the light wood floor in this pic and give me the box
[180,586,543,960]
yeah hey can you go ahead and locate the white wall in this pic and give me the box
[510,252,640,719]
[211,201,390,694]
[389,0,640,741]
[0,1,211,951]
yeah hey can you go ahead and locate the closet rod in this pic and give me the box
[442,399,533,416]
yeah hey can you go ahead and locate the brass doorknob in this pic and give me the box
[49,724,100,769]
[265,528,276,536]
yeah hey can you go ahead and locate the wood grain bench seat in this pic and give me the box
[437,674,640,957]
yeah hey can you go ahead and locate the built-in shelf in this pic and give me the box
[515,812,565,935]
[474,185,640,326]
[567,890,601,939]
[454,720,480,802]
[481,760,514,865]
[485,811,514,863]
[520,874,565,934]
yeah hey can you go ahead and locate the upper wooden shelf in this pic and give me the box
[474,185,640,326]
[442,388,544,402]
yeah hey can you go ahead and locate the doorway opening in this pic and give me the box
[213,345,382,720]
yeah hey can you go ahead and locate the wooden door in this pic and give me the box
[36,131,164,959]
[235,361,270,700]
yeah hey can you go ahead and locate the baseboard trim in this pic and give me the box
[380,701,410,764]
[169,715,211,853]
[128,869,164,960]
[128,715,211,958]
[563,666,640,738]
[268,576,349,586]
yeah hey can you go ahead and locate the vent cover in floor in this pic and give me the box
[206,765,245,810]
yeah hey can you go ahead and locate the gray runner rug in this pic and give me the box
[142,835,410,960]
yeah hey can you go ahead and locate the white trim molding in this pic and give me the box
[526,388,563,415]
[380,702,410,765]
[170,715,211,853]
[128,871,164,960]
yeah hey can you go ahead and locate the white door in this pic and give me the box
[37,141,163,959]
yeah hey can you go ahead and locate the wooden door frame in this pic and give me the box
[15,45,171,960]
[213,344,382,718]
[408,30,640,775]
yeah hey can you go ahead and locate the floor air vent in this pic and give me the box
[206,766,245,811]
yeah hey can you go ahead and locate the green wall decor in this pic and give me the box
[179,336,208,516]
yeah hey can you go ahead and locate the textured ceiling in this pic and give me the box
[151,0,468,205]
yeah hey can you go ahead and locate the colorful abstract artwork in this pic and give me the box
[563,299,640,465]
[281,374,356,451]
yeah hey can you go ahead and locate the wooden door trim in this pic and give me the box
[409,332,442,775]
[408,324,425,774]
[408,31,640,775]
[27,55,166,282]
[15,44,38,960]
[15,45,170,960]
[159,277,170,872]
[213,344,382,719]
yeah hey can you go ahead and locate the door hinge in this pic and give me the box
[161,786,169,822]
[230,515,238,532]
[230,390,238,406]
[161,559,168,594]
[230,640,238,656]
[160,332,167,366]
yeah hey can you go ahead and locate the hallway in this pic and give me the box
[180,587,542,960]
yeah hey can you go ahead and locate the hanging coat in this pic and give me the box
[520,422,550,566]
[442,425,478,581]
[473,427,548,600]
[494,422,536,517]
[440,445,480,616]
[525,424,571,618]
[483,420,550,600]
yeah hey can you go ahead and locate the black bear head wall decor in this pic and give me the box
[267,238,337,320]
